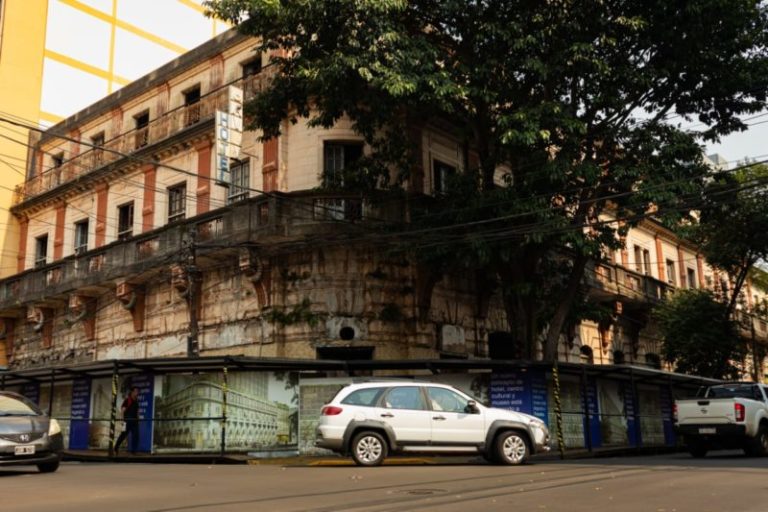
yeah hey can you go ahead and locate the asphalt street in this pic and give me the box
[1,452,766,512]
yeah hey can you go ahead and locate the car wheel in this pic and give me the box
[37,460,60,473]
[745,426,768,457]
[495,431,529,465]
[687,442,708,458]
[351,431,387,466]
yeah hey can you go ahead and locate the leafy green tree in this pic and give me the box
[654,289,744,379]
[692,163,768,318]
[205,0,768,360]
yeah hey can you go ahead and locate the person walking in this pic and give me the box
[115,386,140,455]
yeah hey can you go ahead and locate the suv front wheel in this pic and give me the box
[351,431,388,466]
[495,431,529,465]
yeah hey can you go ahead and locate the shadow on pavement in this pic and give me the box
[546,450,768,469]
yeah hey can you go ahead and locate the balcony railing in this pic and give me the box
[16,74,267,203]
[587,262,671,303]
[0,192,395,312]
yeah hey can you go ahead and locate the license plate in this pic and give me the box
[698,428,716,435]
[14,445,35,455]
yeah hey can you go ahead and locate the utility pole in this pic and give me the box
[184,228,200,357]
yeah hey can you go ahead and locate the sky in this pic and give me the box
[707,117,768,167]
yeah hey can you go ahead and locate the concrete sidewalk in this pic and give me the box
[63,444,679,466]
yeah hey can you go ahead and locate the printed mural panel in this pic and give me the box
[153,371,298,453]
[547,377,586,449]
[638,386,665,446]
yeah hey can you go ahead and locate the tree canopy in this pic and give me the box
[690,162,768,318]
[654,289,744,380]
[205,0,768,360]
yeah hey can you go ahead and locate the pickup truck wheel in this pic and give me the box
[351,431,387,466]
[687,443,708,458]
[745,426,768,457]
[495,431,529,465]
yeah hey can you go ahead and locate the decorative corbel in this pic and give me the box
[239,248,271,307]
[67,295,97,340]
[116,282,145,332]
[27,306,53,347]
[171,264,190,297]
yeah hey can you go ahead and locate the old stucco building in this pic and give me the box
[0,28,766,379]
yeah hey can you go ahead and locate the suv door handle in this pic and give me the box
[433,416,446,421]
[380,413,394,418]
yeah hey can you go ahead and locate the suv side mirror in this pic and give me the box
[465,400,480,414]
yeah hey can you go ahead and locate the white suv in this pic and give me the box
[316,381,550,466]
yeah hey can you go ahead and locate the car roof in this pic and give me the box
[343,381,458,390]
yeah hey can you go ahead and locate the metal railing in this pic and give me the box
[16,74,267,203]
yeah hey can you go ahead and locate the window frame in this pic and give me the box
[167,182,187,223]
[322,141,364,188]
[34,234,48,268]
[73,219,89,254]
[687,267,697,289]
[228,159,250,204]
[665,259,676,285]
[432,159,457,195]
[117,202,134,240]
[633,245,643,273]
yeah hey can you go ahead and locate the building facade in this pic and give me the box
[0,0,228,280]
[0,28,766,379]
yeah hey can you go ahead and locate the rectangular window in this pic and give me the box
[643,250,651,276]
[242,58,262,78]
[74,220,88,254]
[91,132,105,165]
[34,234,48,268]
[117,202,134,240]
[242,58,263,98]
[134,111,150,149]
[184,86,201,126]
[687,268,697,289]
[433,159,457,195]
[168,183,187,223]
[228,160,250,203]
[666,259,676,285]
[323,142,363,187]
[633,245,643,273]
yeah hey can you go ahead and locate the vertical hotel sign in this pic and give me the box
[216,86,244,184]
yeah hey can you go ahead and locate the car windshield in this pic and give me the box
[0,394,42,416]
[706,384,761,400]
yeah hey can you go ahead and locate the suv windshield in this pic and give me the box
[706,384,763,400]
[0,393,42,416]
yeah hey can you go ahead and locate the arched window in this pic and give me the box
[645,353,662,370]
[579,345,594,364]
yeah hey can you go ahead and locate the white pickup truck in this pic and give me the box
[675,382,768,458]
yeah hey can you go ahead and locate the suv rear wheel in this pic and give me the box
[495,431,529,465]
[351,431,387,466]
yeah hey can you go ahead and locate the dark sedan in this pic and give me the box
[0,391,63,473]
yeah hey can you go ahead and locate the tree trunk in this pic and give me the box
[542,252,590,362]
[498,255,540,359]
[725,258,754,321]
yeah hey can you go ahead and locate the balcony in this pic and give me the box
[15,74,267,204]
[0,191,396,314]
[587,262,671,305]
